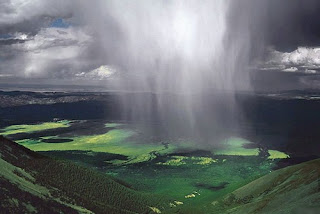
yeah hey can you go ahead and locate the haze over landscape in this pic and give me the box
[0,0,320,213]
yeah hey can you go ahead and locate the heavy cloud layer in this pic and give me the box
[1,0,320,91]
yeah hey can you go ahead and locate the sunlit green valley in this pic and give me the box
[1,119,298,213]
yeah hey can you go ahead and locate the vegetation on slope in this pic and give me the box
[211,159,320,214]
[0,136,168,213]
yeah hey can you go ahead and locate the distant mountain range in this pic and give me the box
[2,89,320,108]
[0,91,110,108]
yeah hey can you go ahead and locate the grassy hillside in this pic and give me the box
[0,136,168,213]
[210,158,320,214]
[1,125,318,213]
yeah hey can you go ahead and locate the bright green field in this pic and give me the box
[0,120,70,136]
[215,137,289,159]
[15,123,176,165]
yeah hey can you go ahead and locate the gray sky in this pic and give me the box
[1,0,320,92]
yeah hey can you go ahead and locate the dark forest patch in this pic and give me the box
[194,182,229,191]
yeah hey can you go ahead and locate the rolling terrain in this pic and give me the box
[211,159,320,214]
[1,135,319,213]
[0,136,167,214]
[1,90,320,213]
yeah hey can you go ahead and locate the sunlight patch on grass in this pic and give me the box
[214,137,289,159]
[0,156,50,197]
[157,156,187,166]
[149,206,162,213]
[105,123,123,128]
[0,120,70,136]
[268,150,290,159]
[18,129,134,153]
[18,129,176,164]
[214,138,259,156]
[192,157,218,165]
[157,156,219,166]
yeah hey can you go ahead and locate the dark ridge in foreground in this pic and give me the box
[0,136,167,214]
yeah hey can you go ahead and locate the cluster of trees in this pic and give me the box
[30,158,163,213]
[39,150,128,168]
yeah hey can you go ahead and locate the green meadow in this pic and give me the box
[17,127,176,165]
[0,120,71,136]
[1,120,290,211]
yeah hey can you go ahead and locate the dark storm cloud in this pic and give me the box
[231,0,320,51]
[0,38,26,45]
[0,18,50,36]
[227,0,320,91]
[228,0,320,57]
[1,0,320,91]
[263,0,320,52]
